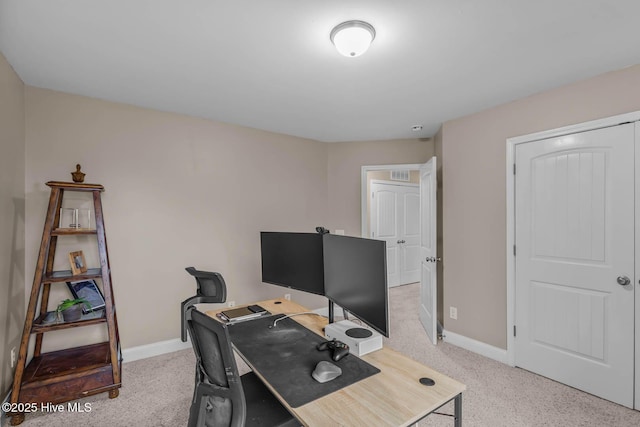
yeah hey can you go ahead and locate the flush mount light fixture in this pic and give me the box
[330,20,376,57]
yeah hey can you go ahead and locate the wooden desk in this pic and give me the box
[207,299,466,427]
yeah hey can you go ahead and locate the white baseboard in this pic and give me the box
[122,337,192,363]
[442,329,509,364]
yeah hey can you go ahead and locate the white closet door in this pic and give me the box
[515,123,635,408]
[401,188,421,284]
[371,185,400,287]
[371,182,419,287]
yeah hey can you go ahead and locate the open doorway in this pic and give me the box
[367,176,420,287]
[361,160,439,344]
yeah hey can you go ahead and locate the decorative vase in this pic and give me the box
[61,304,83,322]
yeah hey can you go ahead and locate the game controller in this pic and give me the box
[316,339,350,362]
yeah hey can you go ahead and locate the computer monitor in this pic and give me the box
[260,232,325,296]
[323,234,389,337]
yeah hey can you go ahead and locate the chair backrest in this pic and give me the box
[181,267,228,343]
[185,267,228,300]
[186,307,246,427]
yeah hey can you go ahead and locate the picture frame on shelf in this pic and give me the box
[68,250,87,275]
[66,279,106,313]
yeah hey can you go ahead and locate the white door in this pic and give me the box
[371,183,400,287]
[370,182,420,287]
[419,157,438,345]
[515,124,635,408]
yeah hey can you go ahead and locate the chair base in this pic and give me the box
[241,372,299,427]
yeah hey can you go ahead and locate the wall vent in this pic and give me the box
[390,170,410,182]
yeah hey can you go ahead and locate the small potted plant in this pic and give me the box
[57,298,91,322]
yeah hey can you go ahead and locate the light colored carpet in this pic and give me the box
[6,283,640,426]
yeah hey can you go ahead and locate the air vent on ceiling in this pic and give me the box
[390,170,410,182]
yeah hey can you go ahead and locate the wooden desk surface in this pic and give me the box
[207,299,466,427]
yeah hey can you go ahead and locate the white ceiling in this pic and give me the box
[1,1,639,142]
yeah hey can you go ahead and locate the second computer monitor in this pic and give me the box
[323,234,389,337]
[260,232,325,296]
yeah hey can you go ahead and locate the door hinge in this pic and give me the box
[513,164,516,175]
[513,245,516,256]
[513,325,516,337]
[372,191,374,199]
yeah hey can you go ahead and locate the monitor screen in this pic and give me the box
[323,234,389,337]
[260,232,325,296]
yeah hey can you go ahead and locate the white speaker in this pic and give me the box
[324,319,383,357]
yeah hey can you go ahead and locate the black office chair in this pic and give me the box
[185,307,300,427]
[181,267,228,342]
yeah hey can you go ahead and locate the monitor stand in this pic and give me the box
[327,300,354,325]
[328,300,335,324]
[327,302,373,338]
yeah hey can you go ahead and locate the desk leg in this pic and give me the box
[454,393,462,427]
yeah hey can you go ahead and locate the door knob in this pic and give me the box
[617,276,631,286]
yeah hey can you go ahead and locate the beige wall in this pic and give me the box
[26,87,433,350]
[441,64,640,349]
[0,53,25,396]
[327,139,434,237]
[21,88,430,354]
[24,87,331,351]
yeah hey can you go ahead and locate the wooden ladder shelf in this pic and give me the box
[9,181,121,426]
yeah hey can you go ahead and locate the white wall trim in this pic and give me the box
[443,329,508,365]
[508,111,640,144]
[122,337,192,363]
[506,137,516,367]
[505,110,640,367]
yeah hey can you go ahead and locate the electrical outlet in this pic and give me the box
[449,306,458,320]
[10,347,16,368]
[227,301,236,308]
[284,293,291,301]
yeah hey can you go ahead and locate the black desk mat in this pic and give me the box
[227,314,380,408]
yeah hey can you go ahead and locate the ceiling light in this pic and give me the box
[330,21,376,57]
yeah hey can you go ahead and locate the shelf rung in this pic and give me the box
[52,228,97,236]
[32,311,106,333]
[44,268,104,283]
